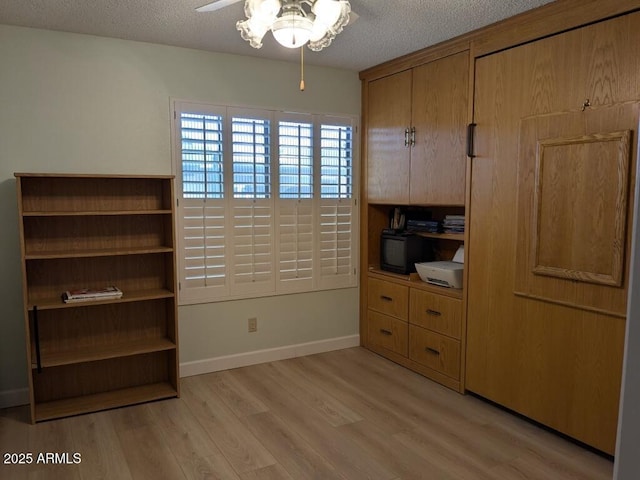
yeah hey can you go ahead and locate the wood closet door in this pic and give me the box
[366,70,412,204]
[466,12,640,455]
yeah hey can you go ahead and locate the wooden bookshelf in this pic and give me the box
[15,173,179,423]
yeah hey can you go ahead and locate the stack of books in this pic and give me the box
[406,219,441,233]
[442,215,465,234]
[62,286,123,303]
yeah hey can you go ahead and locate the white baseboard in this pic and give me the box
[0,388,29,409]
[180,334,360,378]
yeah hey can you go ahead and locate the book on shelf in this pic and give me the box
[62,286,123,303]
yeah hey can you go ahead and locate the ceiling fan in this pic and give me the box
[196,0,358,51]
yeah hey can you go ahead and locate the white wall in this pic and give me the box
[0,24,361,404]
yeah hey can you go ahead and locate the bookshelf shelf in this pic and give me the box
[16,173,180,423]
[27,288,175,311]
[415,232,464,241]
[22,210,173,217]
[25,246,174,260]
[34,382,178,422]
[33,338,177,369]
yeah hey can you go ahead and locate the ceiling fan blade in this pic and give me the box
[196,0,243,13]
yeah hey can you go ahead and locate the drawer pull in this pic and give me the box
[426,309,442,316]
[380,329,393,336]
[425,347,440,355]
[380,295,393,302]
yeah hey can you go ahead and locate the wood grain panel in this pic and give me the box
[25,253,172,302]
[409,325,461,379]
[18,176,172,212]
[466,12,638,455]
[366,71,412,204]
[367,277,409,320]
[367,310,408,356]
[533,131,629,285]
[409,289,462,338]
[32,351,172,403]
[410,51,469,205]
[23,214,172,256]
[514,105,638,317]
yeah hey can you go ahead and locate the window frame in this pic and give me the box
[171,99,359,305]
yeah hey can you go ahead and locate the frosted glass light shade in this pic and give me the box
[308,0,350,51]
[271,11,314,48]
[236,0,281,49]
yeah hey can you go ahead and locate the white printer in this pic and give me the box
[415,246,464,289]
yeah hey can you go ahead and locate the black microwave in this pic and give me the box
[380,233,431,274]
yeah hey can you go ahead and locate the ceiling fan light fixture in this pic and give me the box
[236,0,351,51]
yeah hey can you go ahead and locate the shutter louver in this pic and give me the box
[180,200,228,300]
[231,200,274,293]
[278,200,314,292]
[319,199,356,288]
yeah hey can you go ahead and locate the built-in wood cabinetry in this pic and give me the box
[15,174,179,423]
[465,11,640,456]
[366,51,469,206]
[366,271,465,392]
[361,0,640,456]
[361,48,470,392]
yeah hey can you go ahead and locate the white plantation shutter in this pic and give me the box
[179,200,228,301]
[319,199,356,288]
[318,121,357,289]
[174,101,358,304]
[231,200,275,294]
[175,104,230,302]
[277,200,314,292]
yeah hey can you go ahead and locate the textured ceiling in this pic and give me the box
[0,0,555,71]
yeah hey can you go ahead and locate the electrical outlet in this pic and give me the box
[248,317,257,333]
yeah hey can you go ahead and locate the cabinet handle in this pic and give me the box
[466,123,477,158]
[404,128,410,147]
[425,347,440,355]
[380,329,393,336]
[426,309,442,316]
[380,295,393,302]
[410,126,416,147]
[33,305,42,373]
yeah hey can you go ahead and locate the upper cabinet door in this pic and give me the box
[366,70,412,204]
[410,51,469,205]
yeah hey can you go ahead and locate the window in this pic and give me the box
[232,117,271,198]
[173,101,358,304]
[279,120,313,198]
[180,113,224,199]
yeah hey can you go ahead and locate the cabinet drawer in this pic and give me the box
[368,277,409,320]
[409,289,462,338]
[409,325,460,379]
[368,310,408,356]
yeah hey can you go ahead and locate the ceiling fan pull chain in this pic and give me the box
[300,46,305,91]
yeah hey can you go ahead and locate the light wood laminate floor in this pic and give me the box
[0,347,613,479]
